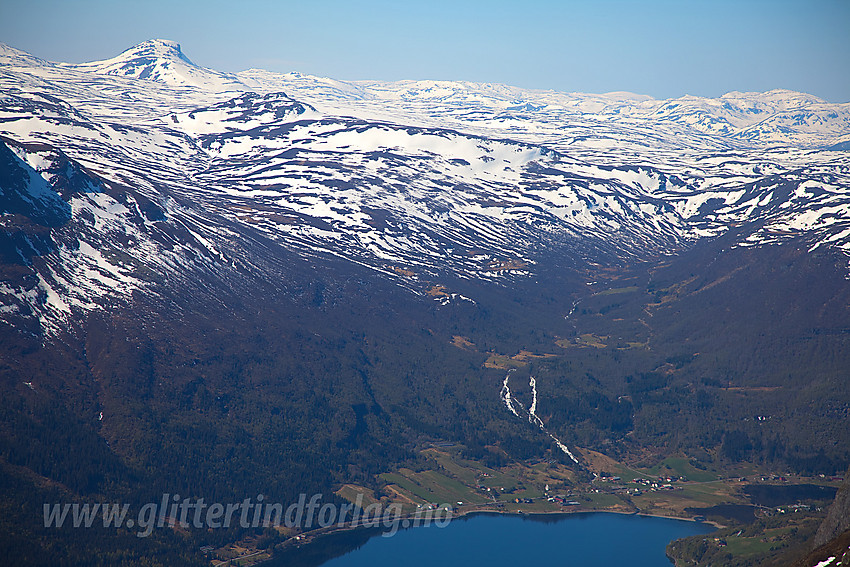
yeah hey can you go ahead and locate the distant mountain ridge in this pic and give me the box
[2,40,850,567]
[1,39,849,334]
[7,39,847,148]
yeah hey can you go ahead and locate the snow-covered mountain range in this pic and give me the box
[1,39,849,334]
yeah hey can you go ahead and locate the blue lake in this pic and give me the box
[272,512,715,567]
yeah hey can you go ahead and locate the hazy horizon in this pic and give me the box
[1,0,848,103]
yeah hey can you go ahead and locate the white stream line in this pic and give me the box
[499,370,520,417]
[500,372,579,464]
[528,375,543,427]
[565,299,580,319]
[548,433,580,464]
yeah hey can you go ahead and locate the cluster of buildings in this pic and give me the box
[545,496,581,506]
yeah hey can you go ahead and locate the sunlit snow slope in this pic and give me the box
[1,39,849,335]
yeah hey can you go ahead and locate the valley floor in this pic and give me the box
[210,445,842,566]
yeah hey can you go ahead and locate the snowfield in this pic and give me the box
[1,39,849,334]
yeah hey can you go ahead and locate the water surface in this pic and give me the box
[273,511,715,567]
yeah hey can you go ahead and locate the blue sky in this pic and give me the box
[1,0,848,101]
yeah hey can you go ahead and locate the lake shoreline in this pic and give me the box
[451,506,726,529]
[258,506,720,567]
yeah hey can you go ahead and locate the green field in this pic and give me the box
[643,457,720,483]
[724,535,780,557]
[582,492,627,509]
[594,286,640,296]
[380,469,489,505]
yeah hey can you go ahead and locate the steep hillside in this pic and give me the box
[0,39,848,566]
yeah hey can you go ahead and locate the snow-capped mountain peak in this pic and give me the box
[70,39,244,91]
[116,39,192,63]
[1,40,850,336]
